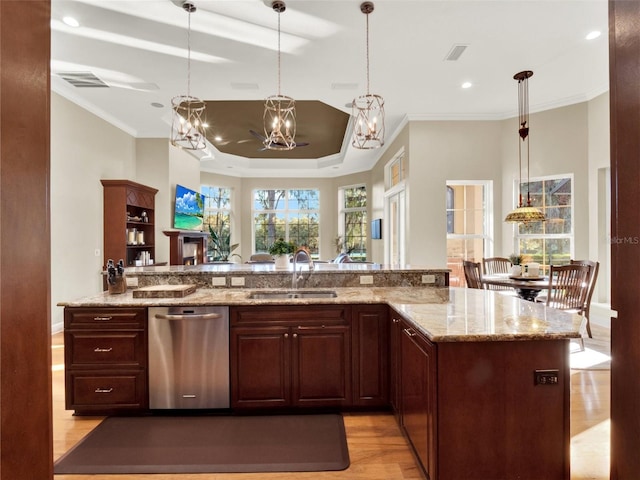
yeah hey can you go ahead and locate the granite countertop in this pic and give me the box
[123,263,450,274]
[59,286,582,343]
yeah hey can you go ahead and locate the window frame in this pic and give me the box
[512,173,575,268]
[338,184,368,262]
[251,188,321,258]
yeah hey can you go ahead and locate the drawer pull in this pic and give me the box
[93,316,113,322]
[403,328,416,337]
[94,347,113,353]
[393,318,401,323]
[94,388,113,394]
[284,333,289,338]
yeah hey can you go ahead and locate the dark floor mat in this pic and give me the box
[54,414,350,474]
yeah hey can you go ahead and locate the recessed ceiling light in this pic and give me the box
[214,136,222,142]
[586,30,601,40]
[62,16,80,27]
[461,82,472,89]
[150,102,164,108]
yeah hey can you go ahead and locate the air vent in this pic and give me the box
[444,44,469,61]
[230,82,259,90]
[331,83,358,90]
[58,71,109,88]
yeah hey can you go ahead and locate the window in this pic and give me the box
[386,150,405,189]
[338,185,367,261]
[446,182,491,287]
[253,189,320,257]
[201,186,233,261]
[514,175,573,269]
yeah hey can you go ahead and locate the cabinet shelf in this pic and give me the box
[101,179,158,269]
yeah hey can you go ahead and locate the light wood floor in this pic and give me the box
[52,327,610,480]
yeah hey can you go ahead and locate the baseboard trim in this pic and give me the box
[590,302,614,329]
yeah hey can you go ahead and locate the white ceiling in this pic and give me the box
[50,0,609,178]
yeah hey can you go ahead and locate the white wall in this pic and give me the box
[51,93,136,332]
[408,121,504,267]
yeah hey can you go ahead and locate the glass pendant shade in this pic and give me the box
[170,2,206,151]
[505,205,546,223]
[352,93,385,149]
[263,94,296,150]
[352,2,385,150]
[171,95,206,150]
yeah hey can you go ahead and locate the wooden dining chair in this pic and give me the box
[482,257,512,291]
[570,260,600,338]
[482,257,512,275]
[463,260,483,289]
[546,264,592,350]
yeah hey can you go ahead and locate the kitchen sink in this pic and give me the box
[247,290,338,299]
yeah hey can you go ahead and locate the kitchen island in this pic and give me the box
[59,278,581,480]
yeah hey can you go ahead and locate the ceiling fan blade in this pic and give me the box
[249,129,266,141]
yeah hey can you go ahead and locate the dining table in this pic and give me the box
[481,273,550,301]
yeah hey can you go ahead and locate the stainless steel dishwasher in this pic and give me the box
[148,306,230,409]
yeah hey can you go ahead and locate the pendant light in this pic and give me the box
[352,1,385,150]
[170,1,206,150]
[263,1,297,151]
[504,70,546,223]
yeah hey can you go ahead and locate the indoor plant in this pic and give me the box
[269,238,296,269]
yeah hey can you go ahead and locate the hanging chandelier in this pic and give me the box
[504,70,546,223]
[352,1,385,150]
[170,1,206,150]
[263,0,297,151]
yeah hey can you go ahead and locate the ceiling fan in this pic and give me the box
[249,129,310,150]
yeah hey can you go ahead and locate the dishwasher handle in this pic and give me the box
[154,312,223,321]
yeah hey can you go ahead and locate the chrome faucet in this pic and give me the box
[292,247,315,289]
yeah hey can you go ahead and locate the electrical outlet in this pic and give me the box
[231,277,245,287]
[94,248,101,257]
[211,277,226,287]
[534,369,559,385]
[422,274,435,284]
[360,275,374,285]
[126,276,138,287]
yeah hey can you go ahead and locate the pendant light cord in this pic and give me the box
[187,9,192,99]
[277,11,281,96]
[365,12,370,96]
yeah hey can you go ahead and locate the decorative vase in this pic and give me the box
[274,254,290,269]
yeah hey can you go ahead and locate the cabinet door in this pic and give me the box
[352,305,389,406]
[389,309,403,418]
[400,322,437,479]
[230,326,291,408]
[292,325,351,406]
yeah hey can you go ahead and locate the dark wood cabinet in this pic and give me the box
[230,305,352,409]
[400,320,437,479]
[351,304,389,407]
[64,307,148,414]
[101,179,158,268]
[394,315,570,480]
[389,309,403,421]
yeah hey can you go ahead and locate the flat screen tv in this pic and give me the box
[173,184,204,231]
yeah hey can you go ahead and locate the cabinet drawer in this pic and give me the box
[231,305,349,327]
[66,370,147,410]
[65,307,147,329]
[66,332,146,367]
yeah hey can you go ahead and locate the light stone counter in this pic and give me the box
[59,286,581,343]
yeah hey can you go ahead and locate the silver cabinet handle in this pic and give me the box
[284,333,289,338]
[393,318,401,323]
[293,333,298,338]
[93,347,113,353]
[403,328,416,337]
[94,388,113,394]
[93,316,113,321]
[155,313,222,321]
[296,325,325,330]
